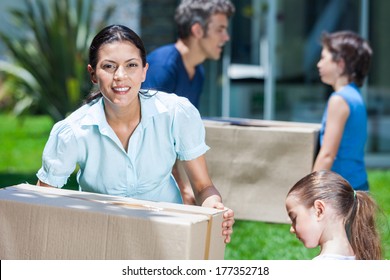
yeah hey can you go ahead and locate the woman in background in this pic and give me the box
[314,31,372,190]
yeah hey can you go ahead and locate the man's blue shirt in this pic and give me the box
[142,44,204,108]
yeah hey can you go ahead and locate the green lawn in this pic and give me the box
[0,113,389,259]
[0,114,78,189]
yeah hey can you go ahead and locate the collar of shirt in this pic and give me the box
[78,93,169,133]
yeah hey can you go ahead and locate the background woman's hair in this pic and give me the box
[288,170,382,259]
[321,31,373,87]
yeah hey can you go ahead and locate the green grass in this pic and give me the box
[369,170,390,259]
[0,114,77,189]
[0,113,389,259]
[0,114,53,174]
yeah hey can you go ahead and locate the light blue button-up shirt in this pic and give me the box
[37,92,209,203]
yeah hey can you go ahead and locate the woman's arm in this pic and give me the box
[313,95,350,171]
[183,155,234,243]
[172,159,196,205]
[182,155,220,206]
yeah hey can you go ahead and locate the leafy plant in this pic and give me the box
[0,0,115,121]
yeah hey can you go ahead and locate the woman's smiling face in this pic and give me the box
[88,41,148,108]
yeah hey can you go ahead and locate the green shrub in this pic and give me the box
[0,0,115,121]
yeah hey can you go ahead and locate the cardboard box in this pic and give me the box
[0,184,225,260]
[203,117,320,223]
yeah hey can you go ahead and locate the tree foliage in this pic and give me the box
[0,0,115,121]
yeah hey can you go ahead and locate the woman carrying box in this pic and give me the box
[37,24,234,243]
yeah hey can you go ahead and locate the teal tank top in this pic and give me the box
[320,83,368,190]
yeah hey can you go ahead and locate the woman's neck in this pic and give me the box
[104,97,141,151]
[104,97,140,124]
[333,76,350,92]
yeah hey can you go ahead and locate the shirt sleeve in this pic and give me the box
[173,98,210,161]
[36,120,78,188]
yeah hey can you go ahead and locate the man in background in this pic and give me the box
[142,0,235,108]
[142,0,235,204]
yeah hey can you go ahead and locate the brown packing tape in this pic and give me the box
[204,214,213,260]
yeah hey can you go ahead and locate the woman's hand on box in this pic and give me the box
[213,202,235,244]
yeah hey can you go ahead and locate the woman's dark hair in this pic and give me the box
[287,170,382,260]
[84,25,147,104]
[321,31,372,87]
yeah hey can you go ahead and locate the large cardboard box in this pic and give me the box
[203,117,320,223]
[0,184,225,260]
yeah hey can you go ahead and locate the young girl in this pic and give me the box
[285,170,382,260]
[314,31,372,191]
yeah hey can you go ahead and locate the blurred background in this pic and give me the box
[142,0,389,168]
[1,0,388,167]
